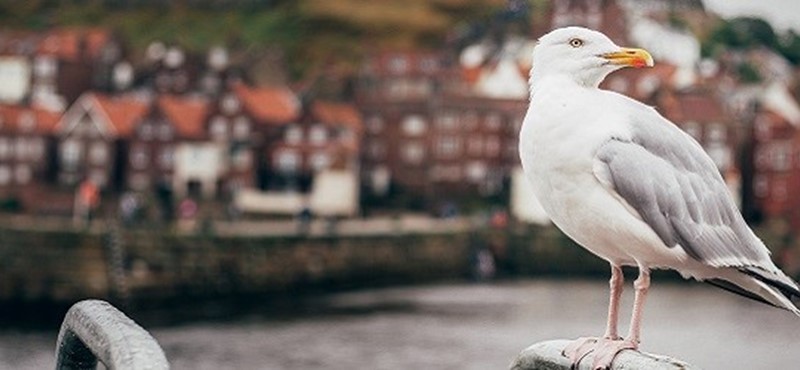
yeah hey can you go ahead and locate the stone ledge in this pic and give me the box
[510,339,696,370]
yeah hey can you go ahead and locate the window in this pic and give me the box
[14,165,31,184]
[367,116,384,134]
[60,139,81,167]
[0,166,10,185]
[706,144,730,171]
[158,124,173,141]
[221,94,240,114]
[368,142,385,159]
[774,179,789,201]
[466,161,487,182]
[34,56,56,78]
[210,116,228,140]
[233,117,250,139]
[285,125,302,144]
[467,136,483,156]
[0,138,9,159]
[87,142,108,165]
[463,112,478,130]
[159,147,174,169]
[310,152,331,171]
[754,175,768,198]
[419,57,438,73]
[29,138,44,160]
[485,136,501,157]
[485,113,502,131]
[436,137,460,158]
[139,123,154,141]
[309,125,328,144]
[131,145,149,169]
[232,149,252,170]
[683,121,701,140]
[436,113,458,131]
[14,138,27,160]
[707,123,726,143]
[773,144,791,171]
[402,142,425,164]
[388,55,409,74]
[275,149,300,172]
[401,115,427,136]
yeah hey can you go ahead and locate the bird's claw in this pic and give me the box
[563,336,637,370]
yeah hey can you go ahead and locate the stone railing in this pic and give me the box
[55,300,169,370]
[510,340,695,370]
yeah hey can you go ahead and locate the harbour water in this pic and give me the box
[2,279,799,369]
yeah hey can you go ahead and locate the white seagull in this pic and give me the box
[519,27,800,369]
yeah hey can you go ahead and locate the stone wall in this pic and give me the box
[0,223,610,309]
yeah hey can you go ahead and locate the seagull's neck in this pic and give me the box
[529,74,598,100]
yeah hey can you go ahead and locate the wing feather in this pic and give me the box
[593,104,773,269]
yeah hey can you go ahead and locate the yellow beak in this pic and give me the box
[602,47,654,68]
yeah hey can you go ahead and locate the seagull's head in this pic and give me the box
[530,27,653,88]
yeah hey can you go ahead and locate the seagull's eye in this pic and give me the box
[569,38,584,48]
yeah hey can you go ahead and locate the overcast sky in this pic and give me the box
[704,0,800,32]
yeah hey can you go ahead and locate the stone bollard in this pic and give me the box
[510,340,696,370]
[55,299,169,370]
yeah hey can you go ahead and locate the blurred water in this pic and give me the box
[2,279,799,369]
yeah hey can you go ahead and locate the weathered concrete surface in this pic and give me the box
[56,300,169,370]
[510,339,696,370]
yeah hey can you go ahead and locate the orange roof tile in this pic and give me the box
[311,101,362,132]
[157,95,209,139]
[38,27,113,62]
[91,94,150,137]
[232,82,300,124]
[0,104,61,135]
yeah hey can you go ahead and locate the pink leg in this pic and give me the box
[563,264,624,364]
[591,268,650,369]
[626,268,650,345]
[603,265,623,340]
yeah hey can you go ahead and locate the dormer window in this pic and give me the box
[158,124,173,141]
[221,94,240,115]
[139,123,154,141]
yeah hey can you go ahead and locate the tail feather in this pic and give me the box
[739,266,800,300]
[706,268,800,316]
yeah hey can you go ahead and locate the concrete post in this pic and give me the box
[55,300,169,370]
[510,340,695,370]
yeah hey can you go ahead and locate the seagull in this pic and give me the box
[519,26,800,369]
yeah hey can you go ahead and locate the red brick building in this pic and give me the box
[0,105,60,196]
[56,93,149,190]
[751,106,800,227]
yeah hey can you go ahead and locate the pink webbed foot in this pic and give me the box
[562,337,636,370]
[562,337,599,366]
[590,339,637,370]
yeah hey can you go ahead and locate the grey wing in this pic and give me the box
[593,105,772,269]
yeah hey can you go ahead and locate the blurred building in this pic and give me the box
[0,105,60,197]
[0,27,126,111]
